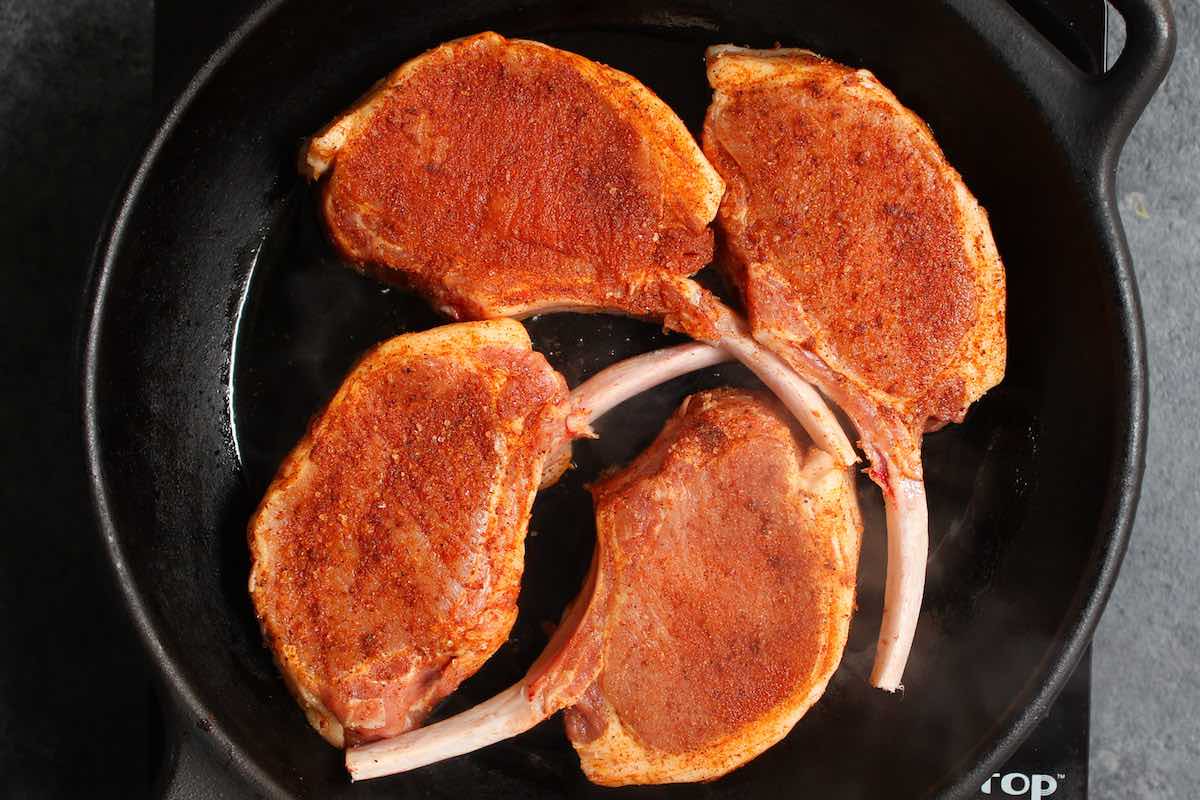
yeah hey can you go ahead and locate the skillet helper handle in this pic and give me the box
[981,0,1175,167]
[1085,0,1176,158]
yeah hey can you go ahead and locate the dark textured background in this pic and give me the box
[0,1,1193,797]
[0,1,152,798]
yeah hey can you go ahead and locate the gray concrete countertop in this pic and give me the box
[1092,3,1200,797]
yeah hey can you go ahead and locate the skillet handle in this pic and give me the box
[1086,0,1176,159]
[980,0,1175,167]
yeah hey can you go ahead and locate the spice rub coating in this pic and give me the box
[703,47,1005,459]
[565,389,861,785]
[305,32,724,331]
[248,320,568,747]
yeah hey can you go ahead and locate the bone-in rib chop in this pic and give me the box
[564,389,861,785]
[346,389,861,782]
[248,320,569,747]
[702,46,1006,690]
[250,321,730,747]
[302,31,857,467]
[303,31,722,328]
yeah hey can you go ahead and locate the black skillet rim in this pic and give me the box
[80,1,1158,796]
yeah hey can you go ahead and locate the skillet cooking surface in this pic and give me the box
[84,1,1169,797]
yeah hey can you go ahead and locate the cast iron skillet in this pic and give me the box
[83,1,1173,797]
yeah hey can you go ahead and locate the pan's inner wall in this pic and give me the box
[90,2,1126,797]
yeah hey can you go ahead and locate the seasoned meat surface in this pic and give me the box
[565,389,861,785]
[703,46,1005,471]
[304,32,724,332]
[248,320,568,746]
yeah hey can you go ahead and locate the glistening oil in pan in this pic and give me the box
[229,183,442,492]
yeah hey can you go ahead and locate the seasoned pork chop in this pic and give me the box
[347,389,860,782]
[303,31,721,329]
[303,31,856,467]
[248,320,569,746]
[702,46,1006,689]
[565,389,861,785]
